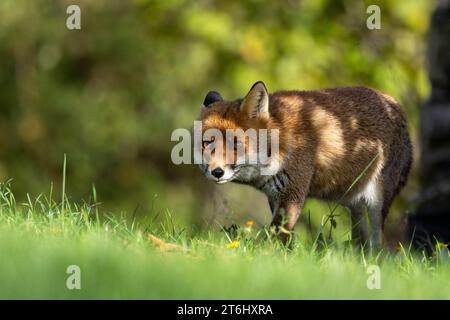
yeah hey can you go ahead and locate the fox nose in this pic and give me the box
[211,167,224,179]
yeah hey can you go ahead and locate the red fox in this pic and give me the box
[198,81,412,248]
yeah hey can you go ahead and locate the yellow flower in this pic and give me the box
[226,241,240,249]
[246,219,254,228]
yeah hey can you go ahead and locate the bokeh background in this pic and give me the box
[0,0,435,242]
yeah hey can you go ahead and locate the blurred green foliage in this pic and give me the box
[0,0,434,233]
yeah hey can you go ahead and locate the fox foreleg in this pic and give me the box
[269,200,303,244]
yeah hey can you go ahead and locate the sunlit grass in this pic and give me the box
[0,181,449,299]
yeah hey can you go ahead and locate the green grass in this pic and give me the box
[0,181,449,299]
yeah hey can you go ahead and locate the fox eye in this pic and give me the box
[202,140,213,148]
[202,136,215,149]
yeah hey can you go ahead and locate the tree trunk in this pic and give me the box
[409,0,450,250]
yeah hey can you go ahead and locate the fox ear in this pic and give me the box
[203,91,223,107]
[240,81,269,120]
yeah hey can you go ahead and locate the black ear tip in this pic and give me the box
[203,91,223,107]
[250,81,267,91]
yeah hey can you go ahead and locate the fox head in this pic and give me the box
[197,81,279,184]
